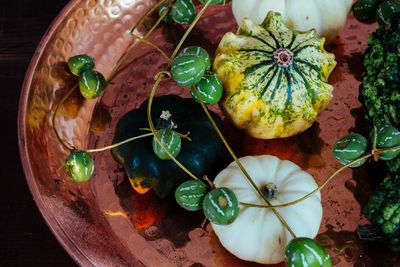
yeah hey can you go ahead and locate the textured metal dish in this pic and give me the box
[18,0,400,266]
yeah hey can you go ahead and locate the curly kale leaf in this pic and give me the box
[360,13,400,173]
[361,13,400,252]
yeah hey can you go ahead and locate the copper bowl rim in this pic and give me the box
[17,0,94,266]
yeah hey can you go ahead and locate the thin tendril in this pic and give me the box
[108,1,170,81]
[144,2,214,185]
[191,86,297,239]
[169,1,211,62]
[241,145,400,209]
[129,0,167,35]
[51,84,79,151]
[139,128,192,141]
[147,71,202,182]
[84,132,154,153]
[130,33,171,61]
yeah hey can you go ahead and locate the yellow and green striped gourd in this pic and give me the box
[214,11,336,139]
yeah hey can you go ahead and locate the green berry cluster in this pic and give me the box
[171,46,223,104]
[152,46,223,161]
[333,124,400,167]
[175,180,240,225]
[67,54,106,99]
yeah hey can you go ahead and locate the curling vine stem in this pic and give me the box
[169,1,211,62]
[53,1,169,153]
[240,145,400,209]
[147,71,202,182]
[130,0,167,35]
[191,86,297,239]
[51,84,79,151]
[108,1,171,82]
[145,1,214,184]
[139,128,192,141]
[84,132,154,153]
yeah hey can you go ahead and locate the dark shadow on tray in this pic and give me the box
[317,225,400,266]
[115,178,205,247]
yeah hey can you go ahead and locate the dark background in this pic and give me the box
[1,0,77,266]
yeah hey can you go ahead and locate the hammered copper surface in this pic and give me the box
[18,1,400,266]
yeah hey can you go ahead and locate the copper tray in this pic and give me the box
[18,1,400,266]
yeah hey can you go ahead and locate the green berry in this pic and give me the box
[352,0,381,24]
[175,180,208,211]
[377,0,400,25]
[333,133,369,167]
[203,187,239,225]
[178,46,211,71]
[67,54,95,76]
[79,70,106,99]
[159,0,175,24]
[190,74,223,104]
[198,0,228,5]
[285,237,332,267]
[374,125,400,160]
[65,151,94,183]
[152,129,182,160]
[170,0,196,25]
[171,54,207,86]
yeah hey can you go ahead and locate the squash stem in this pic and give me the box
[147,71,203,183]
[84,132,154,153]
[191,87,298,239]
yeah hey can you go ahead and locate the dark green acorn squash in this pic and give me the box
[112,95,227,198]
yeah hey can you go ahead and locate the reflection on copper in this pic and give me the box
[18,0,387,265]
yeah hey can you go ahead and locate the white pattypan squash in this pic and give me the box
[212,155,322,264]
[232,0,352,43]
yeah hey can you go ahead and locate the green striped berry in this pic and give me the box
[198,0,228,5]
[190,74,223,104]
[65,151,94,183]
[203,187,239,225]
[285,237,332,267]
[175,180,208,211]
[374,125,400,160]
[159,0,175,24]
[67,54,95,76]
[170,0,196,25]
[377,0,400,25]
[179,46,211,71]
[332,133,368,167]
[171,54,207,87]
[152,129,182,160]
[79,70,106,99]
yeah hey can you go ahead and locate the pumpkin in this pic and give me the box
[214,12,336,139]
[112,95,226,198]
[211,155,322,264]
[232,0,352,43]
